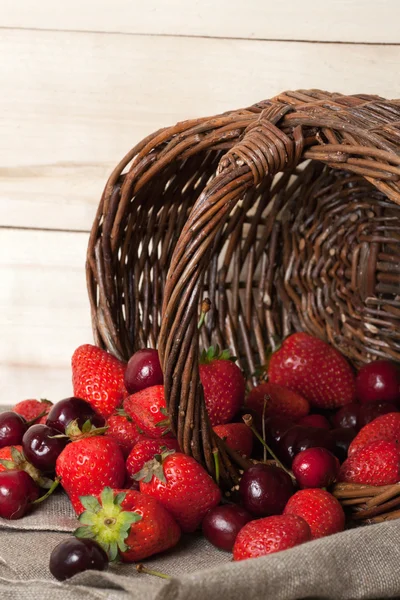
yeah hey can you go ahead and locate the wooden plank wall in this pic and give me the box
[1,1,399,404]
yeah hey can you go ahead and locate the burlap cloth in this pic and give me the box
[1,413,400,598]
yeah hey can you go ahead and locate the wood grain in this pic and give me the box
[0,229,92,404]
[1,29,399,231]
[2,0,399,43]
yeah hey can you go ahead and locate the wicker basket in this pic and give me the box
[86,89,400,488]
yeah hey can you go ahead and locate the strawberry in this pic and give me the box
[348,412,400,457]
[123,385,170,438]
[126,437,180,480]
[74,487,180,562]
[268,333,356,409]
[233,514,311,561]
[339,439,400,486]
[56,436,126,514]
[284,488,345,539]
[105,411,144,458]
[213,423,253,458]
[199,346,245,426]
[246,382,309,421]
[135,451,221,532]
[72,344,127,419]
[0,446,22,473]
[13,399,53,424]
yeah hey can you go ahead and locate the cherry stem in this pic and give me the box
[26,411,48,427]
[32,477,61,504]
[212,448,220,485]
[136,564,171,580]
[197,297,211,330]
[261,397,268,463]
[242,414,296,482]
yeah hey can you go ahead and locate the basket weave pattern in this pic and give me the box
[87,90,400,485]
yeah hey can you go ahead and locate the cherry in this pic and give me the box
[202,504,252,551]
[49,537,108,581]
[0,470,39,519]
[0,412,27,448]
[330,428,357,463]
[297,414,330,430]
[276,426,335,467]
[264,416,294,449]
[239,464,294,517]
[357,402,398,430]
[331,403,360,430]
[22,424,69,473]
[124,348,163,394]
[292,447,340,488]
[46,397,105,434]
[356,360,400,405]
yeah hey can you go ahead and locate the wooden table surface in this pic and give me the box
[1,0,399,404]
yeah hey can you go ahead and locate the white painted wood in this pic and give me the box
[1,0,399,43]
[0,229,92,405]
[1,29,399,231]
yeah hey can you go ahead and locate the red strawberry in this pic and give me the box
[105,412,144,458]
[56,436,125,514]
[233,514,311,561]
[339,439,400,486]
[72,344,127,419]
[126,437,180,480]
[13,399,53,424]
[348,412,400,457]
[268,333,356,409]
[284,488,345,539]
[74,487,180,562]
[123,385,170,438]
[246,382,309,421]
[135,451,221,532]
[199,346,245,426]
[213,423,253,458]
[0,446,22,473]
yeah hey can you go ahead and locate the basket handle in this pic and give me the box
[158,101,303,483]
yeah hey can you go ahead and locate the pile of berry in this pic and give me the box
[1,334,400,581]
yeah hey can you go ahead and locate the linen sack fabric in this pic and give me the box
[1,491,400,600]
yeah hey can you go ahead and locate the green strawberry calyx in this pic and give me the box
[49,419,108,442]
[155,407,171,437]
[200,345,237,365]
[132,449,176,485]
[74,487,142,562]
[0,446,55,489]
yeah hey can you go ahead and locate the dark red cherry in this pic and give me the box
[0,412,27,448]
[292,447,340,488]
[46,397,105,434]
[264,416,294,448]
[358,402,398,429]
[330,427,357,463]
[49,537,108,581]
[277,426,335,466]
[0,470,39,519]
[297,414,330,430]
[356,360,400,405]
[124,349,163,394]
[202,504,252,551]
[239,464,294,517]
[22,424,68,473]
[331,403,360,430]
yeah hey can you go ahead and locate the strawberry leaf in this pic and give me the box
[100,486,115,510]
[74,526,96,539]
[0,460,15,470]
[80,495,102,514]
[114,492,126,506]
[109,542,118,562]
[81,420,92,434]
